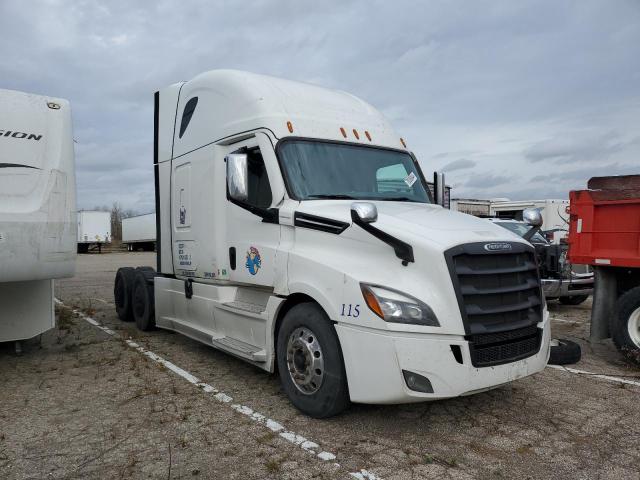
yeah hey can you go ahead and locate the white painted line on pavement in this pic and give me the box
[549,316,580,324]
[351,470,382,479]
[55,299,380,479]
[548,364,640,388]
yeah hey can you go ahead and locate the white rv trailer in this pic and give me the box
[122,213,156,251]
[114,70,550,417]
[0,89,76,346]
[77,210,111,253]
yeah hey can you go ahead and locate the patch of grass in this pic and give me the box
[424,453,459,468]
[265,457,281,473]
[257,432,276,445]
[444,457,458,468]
[56,306,75,331]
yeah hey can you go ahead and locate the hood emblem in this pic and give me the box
[484,242,512,252]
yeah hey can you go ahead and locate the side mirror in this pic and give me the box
[226,154,248,202]
[523,208,543,227]
[522,208,543,241]
[433,171,445,206]
[351,202,378,224]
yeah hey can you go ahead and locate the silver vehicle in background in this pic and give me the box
[489,218,593,305]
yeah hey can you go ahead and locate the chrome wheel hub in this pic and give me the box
[628,307,640,348]
[286,327,324,395]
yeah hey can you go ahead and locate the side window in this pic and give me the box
[179,97,198,138]
[246,148,272,209]
[376,163,411,194]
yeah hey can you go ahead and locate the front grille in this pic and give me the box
[445,242,543,367]
[467,325,542,367]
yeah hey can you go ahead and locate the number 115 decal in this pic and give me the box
[340,303,360,318]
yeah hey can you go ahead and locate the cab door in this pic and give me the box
[224,135,282,288]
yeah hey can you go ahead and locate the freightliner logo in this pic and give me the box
[484,242,512,252]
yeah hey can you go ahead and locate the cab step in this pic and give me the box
[211,336,266,362]
[219,300,266,316]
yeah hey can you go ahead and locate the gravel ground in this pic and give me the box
[1,252,639,480]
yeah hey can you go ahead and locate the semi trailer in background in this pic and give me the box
[0,88,76,349]
[77,210,111,253]
[122,213,156,251]
[568,175,640,359]
[452,198,570,243]
[114,70,550,417]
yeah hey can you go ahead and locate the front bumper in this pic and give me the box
[542,277,593,298]
[336,312,551,404]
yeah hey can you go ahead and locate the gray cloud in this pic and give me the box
[441,159,477,172]
[1,0,638,211]
[465,173,513,189]
[524,131,628,163]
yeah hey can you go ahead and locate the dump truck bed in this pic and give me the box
[568,175,640,268]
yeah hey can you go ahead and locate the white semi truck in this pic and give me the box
[122,213,156,251]
[115,70,550,417]
[0,89,76,350]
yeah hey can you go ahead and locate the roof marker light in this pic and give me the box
[353,129,360,140]
[400,137,407,148]
[365,131,372,141]
[287,121,294,133]
[340,127,347,138]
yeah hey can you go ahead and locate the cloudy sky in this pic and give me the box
[1,0,638,212]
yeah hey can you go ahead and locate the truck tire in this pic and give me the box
[132,268,156,331]
[559,295,589,305]
[276,303,349,418]
[548,338,581,365]
[114,267,136,322]
[611,286,640,360]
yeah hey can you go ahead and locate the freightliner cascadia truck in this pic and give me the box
[114,70,550,417]
[1,89,76,351]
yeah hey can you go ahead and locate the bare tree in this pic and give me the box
[91,203,138,241]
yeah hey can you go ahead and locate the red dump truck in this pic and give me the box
[568,175,640,359]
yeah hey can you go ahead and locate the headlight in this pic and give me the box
[360,284,440,326]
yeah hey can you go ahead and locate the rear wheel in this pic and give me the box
[132,268,156,331]
[559,295,589,305]
[611,286,640,361]
[276,303,349,418]
[114,267,136,321]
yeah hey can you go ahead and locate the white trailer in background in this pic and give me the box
[122,213,156,251]
[452,199,570,244]
[77,210,111,253]
[0,89,76,349]
[490,200,570,243]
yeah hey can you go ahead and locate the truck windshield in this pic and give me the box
[278,140,430,203]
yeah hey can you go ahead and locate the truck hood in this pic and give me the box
[296,200,523,248]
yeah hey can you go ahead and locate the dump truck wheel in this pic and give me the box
[611,286,640,362]
[559,295,589,305]
[276,303,349,418]
[114,267,136,322]
[132,268,156,331]
[548,338,581,365]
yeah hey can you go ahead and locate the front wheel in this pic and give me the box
[276,303,349,418]
[611,286,640,362]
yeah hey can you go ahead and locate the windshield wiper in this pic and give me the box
[379,196,420,202]
[306,194,356,200]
